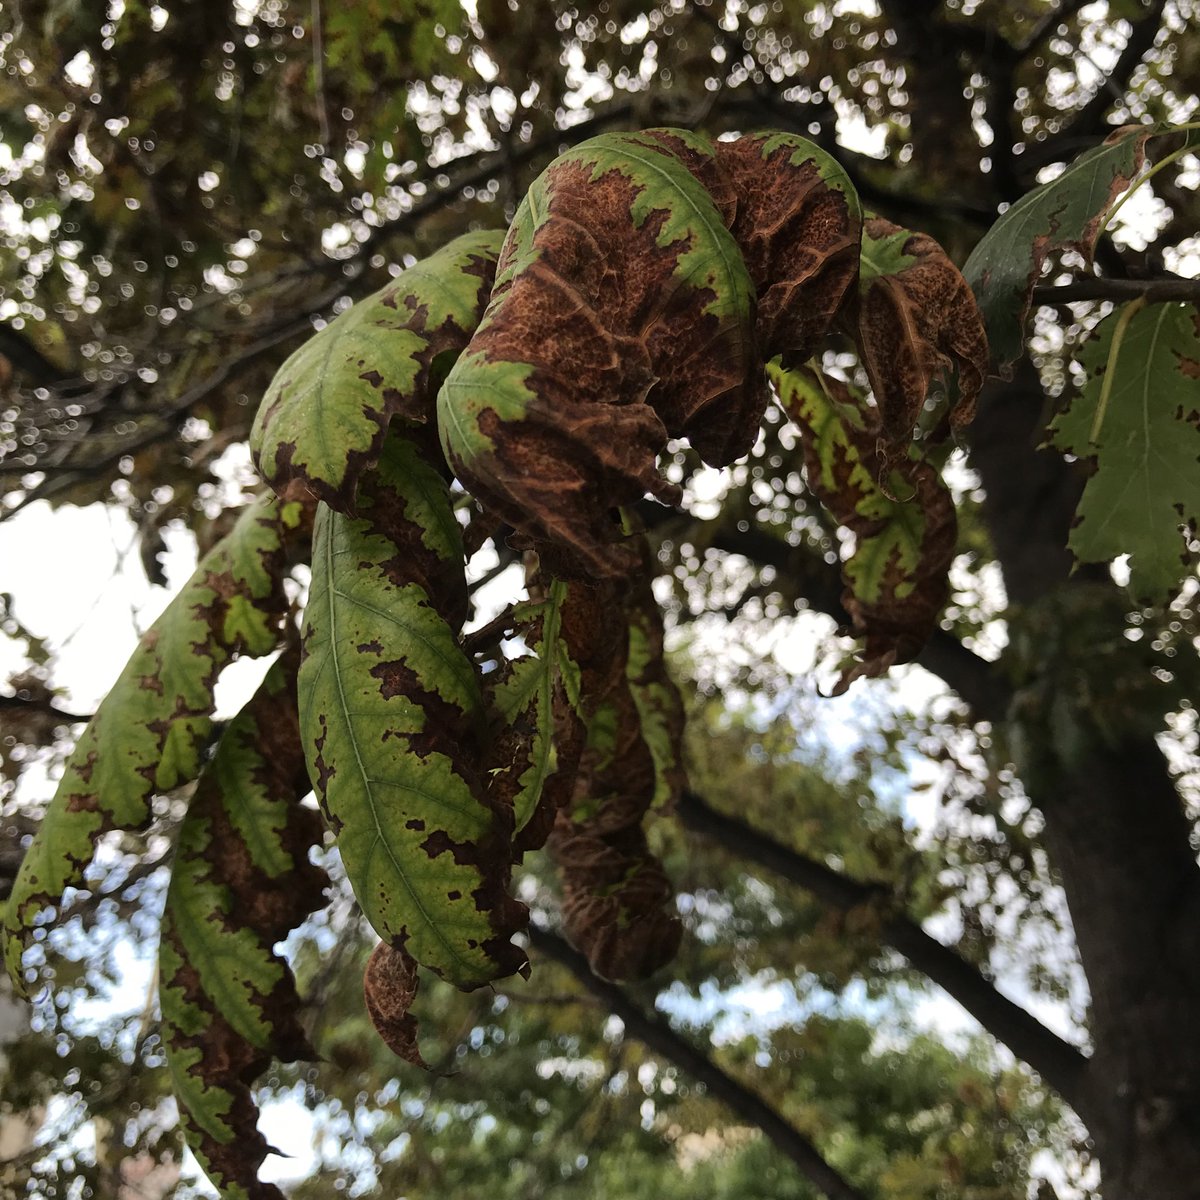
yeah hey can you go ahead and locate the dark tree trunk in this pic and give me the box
[971,368,1200,1198]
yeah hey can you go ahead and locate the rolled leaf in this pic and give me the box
[252,229,503,512]
[363,941,427,1069]
[851,215,988,455]
[159,655,328,1200]
[713,130,863,364]
[547,568,681,982]
[770,362,957,693]
[5,493,305,992]
[624,565,687,810]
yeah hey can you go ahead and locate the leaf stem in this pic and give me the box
[1089,295,1146,445]
[1102,123,1200,234]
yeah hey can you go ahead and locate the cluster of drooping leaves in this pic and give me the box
[3,128,990,1198]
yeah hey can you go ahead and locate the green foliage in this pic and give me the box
[4,493,304,991]
[962,124,1156,373]
[1049,300,1200,599]
[4,37,1198,1187]
[251,230,503,512]
[4,125,998,1197]
[159,658,326,1199]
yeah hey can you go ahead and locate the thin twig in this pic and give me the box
[1033,277,1200,306]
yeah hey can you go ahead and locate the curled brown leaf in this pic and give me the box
[850,216,989,459]
[364,942,428,1069]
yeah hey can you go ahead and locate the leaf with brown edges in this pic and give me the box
[851,216,988,459]
[963,124,1159,375]
[252,229,502,513]
[159,655,328,1200]
[5,493,307,992]
[771,362,958,693]
[485,579,587,856]
[299,431,527,1005]
[438,129,758,579]
[624,543,687,810]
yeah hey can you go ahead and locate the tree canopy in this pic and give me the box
[1,3,1198,1199]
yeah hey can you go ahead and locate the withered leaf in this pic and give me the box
[485,579,587,856]
[546,553,682,982]
[771,363,958,693]
[438,129,758,579]
[850,216,989,458]
[364,941,428,1069]
[714,131,863,364]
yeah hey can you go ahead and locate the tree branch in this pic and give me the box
[1033,277,1200,306]
[527,923,870,1200]
[676,789,1091,1112]
[2,315,316,519]
[1017,0,1096,57]
[0,695,92,724]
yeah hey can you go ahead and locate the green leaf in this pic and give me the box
[962,125,1157,375]
[4,493,303,992]
[770,362,957,693]
[1048,300,1200,599]
[251,228,503,512]
[159,656,327,1200]
[299,432,526,990]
